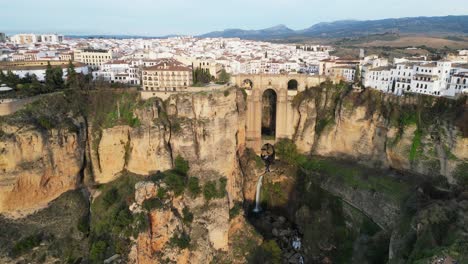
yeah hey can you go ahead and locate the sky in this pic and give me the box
[1,0,467,36]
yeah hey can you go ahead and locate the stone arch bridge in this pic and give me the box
[232,74,333,152]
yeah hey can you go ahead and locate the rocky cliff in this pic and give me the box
[292,84,467,183]
[0,84,466,263]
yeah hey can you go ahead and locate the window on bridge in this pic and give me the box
[288,79,298,90]
[242,79,253,89]
[261,89,277,140]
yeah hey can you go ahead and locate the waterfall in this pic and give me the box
[253,175,264,213]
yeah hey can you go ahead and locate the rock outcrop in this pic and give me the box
[292,88,467,182]
[0,121,86,215]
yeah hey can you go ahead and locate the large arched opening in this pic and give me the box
[261,89,277,139]
[287,79,298,90]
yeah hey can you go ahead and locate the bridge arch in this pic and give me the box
[261,89,277,140]
[287,79,298,90]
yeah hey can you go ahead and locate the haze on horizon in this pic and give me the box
[1,0,467,36]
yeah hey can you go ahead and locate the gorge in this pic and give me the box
[0,83,467,264]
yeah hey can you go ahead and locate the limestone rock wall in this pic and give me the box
[292,89,467,182]
[0,122,86,215]
[91,89,246,203]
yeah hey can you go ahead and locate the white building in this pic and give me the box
[363,60,466,97]
[92,60,140,85]
[0,61,88,82]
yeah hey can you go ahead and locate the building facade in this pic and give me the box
[142,59,192,92]
[0,61,88,81]
[363,60,467,97]
[74,49,113,69]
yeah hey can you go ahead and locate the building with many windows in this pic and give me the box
[363,60,467,97]
[141,59,192,92]
[92,60,140,85]
[0,61,88,81]
[74,49,113,69]
[10,34,64,45]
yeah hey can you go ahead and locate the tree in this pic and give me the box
[45,62,64,90]
[217,69,230,84]
[45,62,55,89]
[192,67,212,86]
[354,65,361,84]
[53,66,64,89]
[66,60,78,88]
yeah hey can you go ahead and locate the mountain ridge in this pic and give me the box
[199,15,468,39]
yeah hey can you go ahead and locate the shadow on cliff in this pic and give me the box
[239,148,466,264]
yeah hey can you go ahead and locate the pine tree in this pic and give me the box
[217,69,230,84]
[45,62,55,89]
[53,66,64,89]
[66,60,77,88]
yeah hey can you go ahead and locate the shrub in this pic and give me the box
[11,234,42,257]
[164,171,186,196]
[149,171,165,182]
[142,198,164,211]
[133,212,149,234]
[203,181,218,201]
[248,240,281,264]
[89,241,107,263]
[182,207,194,225]
[229,202,242,219]
[217,177,227,198]
[170,232,191,249]
[157,187,167,200]
[454,162,468,187]
[77,214,90,235]
[102,187,120,207]
[203,178,228,201]
[275,138,305,166]
[174,155,189,175]
[187,177,201,197]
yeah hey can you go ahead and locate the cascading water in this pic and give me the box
[253,175,264,213]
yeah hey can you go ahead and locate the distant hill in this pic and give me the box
[200,24,294,39]
[199,16,468,39]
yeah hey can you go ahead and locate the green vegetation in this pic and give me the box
[229,202,243,219]
[216,69,231,84]
[203,177,228,201]
[303,158,410,203]
[142,197,164,210]
[174,155,190,175]
[248,240,282,264]
[89,174,143,263]
[409,129,423,161]
[101,92,141,129]
[192,67,213,86]
[169,232,191,249]
[454,162,468,187]
[182,207,194,224]
[203,181,218,201]
[187,177,201,197]
[291,80,349,140]
[77,214,90,235]
[275,138,306,166]
[164,170,187,196]
[11,234,42,257]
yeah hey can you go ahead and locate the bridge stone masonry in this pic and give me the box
[232,74,336,152]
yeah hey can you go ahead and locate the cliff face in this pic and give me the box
[0,121,86,215]
[292,87,467,183]
[0,88,245,215]
[91,89,246,203]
